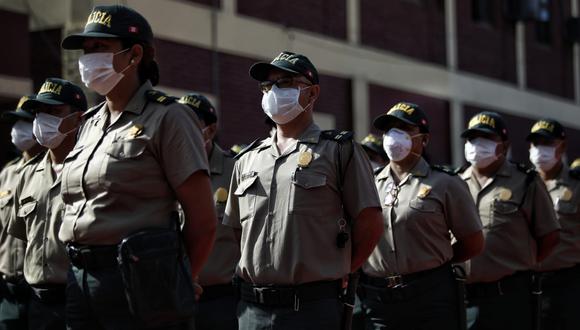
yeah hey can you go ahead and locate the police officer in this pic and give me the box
[459,112,560,330]
[0,96,44,329]
[527,119,580,330]
[178,93,239,330]
[361,102,484,330]
[360,133,389,171]
[59,5,216,329]
[223,51,384,329]
[8,78,86,330]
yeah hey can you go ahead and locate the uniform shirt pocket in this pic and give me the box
[490,200,519,227]
[555,200,578,215]
[409,198,441,213]
[290,171,329,216]
[17,198,37,218]
[234,173,259,222]
[0,193,12,209]
[106,138,148,159]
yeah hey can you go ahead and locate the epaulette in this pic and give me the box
[82,101,105,121]
[454,163,470,175]
[23,151,46,167]
[320,130,353,143]
[146,90,177,105]
[431,164,458,176]
[234,139,261,160]
[373,165,385,175]
[570,168,580,180]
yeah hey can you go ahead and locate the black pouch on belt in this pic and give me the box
[117,228,195,328]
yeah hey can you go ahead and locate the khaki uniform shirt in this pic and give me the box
[8,153,68,285]
[537,165,580,271]
[0,157,27,278]
[363,158,482,277]
[223,123,381,285]
[461,161,560,283]
[59,81,209,245]
[198,144,240,286]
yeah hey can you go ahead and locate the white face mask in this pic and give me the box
[261,85,312,125]
[78,49,131,96]
[11,120,36,152]
[529,144,559,171]
[33,112,77,149]
[464,138,499,169]
[383,128,418,162]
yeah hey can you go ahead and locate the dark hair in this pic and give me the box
[121,39,159,86]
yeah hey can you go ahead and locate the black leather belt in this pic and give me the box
[199,283,236,302]
[239,279,342,310]
[362,263,452,289]
[540,263,580,285]
[467,271,531,299]
[66,243,119,270]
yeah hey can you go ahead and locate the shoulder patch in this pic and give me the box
[146,90,177,105]
[234,139,261,160]
[431,164,459,176]
[320,130,353,143]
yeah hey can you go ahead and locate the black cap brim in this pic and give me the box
[373,114,418,131]
[61,32,121,49]
[249,62,300,82]
[21,98,65,111]
[1,110,35,123]
[526,131,559,142]
[461,127,500,139]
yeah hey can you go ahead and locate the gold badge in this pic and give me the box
[561,188,573,202]
[298,151,313,168]
[498,188,512,201]
[0,190,10,198]
[127,124,144,138]
[417,185,431,199]
[214,187,228,203]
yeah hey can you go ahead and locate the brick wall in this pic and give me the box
[361,0,447,65]
[368,84,451,165]
[237,0,347,40]
[456,0,517,83]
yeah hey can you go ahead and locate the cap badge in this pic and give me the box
[388,103,415,116]
[498,188,512,201]
[469,114,495,129]
[127,124,144,138]
[214,187,228,203]
[298,151,313,168]
[16,96,29,109]
[38,82,62,96]
[178,96,201,109]
[417,185,432,199]
[86,10,112,28]
[561,188,573,202]
[531,121,554,133]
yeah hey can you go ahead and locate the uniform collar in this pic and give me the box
[122,81,153,115]
[546,164,570,191]
[34,152,61,188]
[461,160,511,181]
[261,123,321,155]
[376,157,430,181]
[209,144,226,175]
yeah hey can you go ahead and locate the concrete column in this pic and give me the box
[572,0,580,104]
[515,21,527,89]
[445,0,458,71]
[346,0,360,44]
[222,0,236,15]
[450,101,465,166]
[352,76,369,141]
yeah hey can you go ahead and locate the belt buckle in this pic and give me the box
[254,287,277,304]
[386,275,403,288]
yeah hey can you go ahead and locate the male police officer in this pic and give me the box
[527,119,580,330]
[178,93,239,330]
[459,112,560,330]
[0,96,44,329]
[8,78,86,330]
[223,51,384,329]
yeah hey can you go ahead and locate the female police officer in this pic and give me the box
[59,5,216,329]
[361,102,484,330]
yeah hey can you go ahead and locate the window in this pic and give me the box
[535,0,551,44]
[472,0,495,25]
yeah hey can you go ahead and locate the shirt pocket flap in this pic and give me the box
[106,138,148,159]
[493,200,519,214]
[556,201,578,215]
[292,171,327,190]
[409,198,438,213]
[17,199,37,218]
[234,174,258,196]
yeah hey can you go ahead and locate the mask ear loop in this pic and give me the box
[57,112,82,136]
[113,48,135,74]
